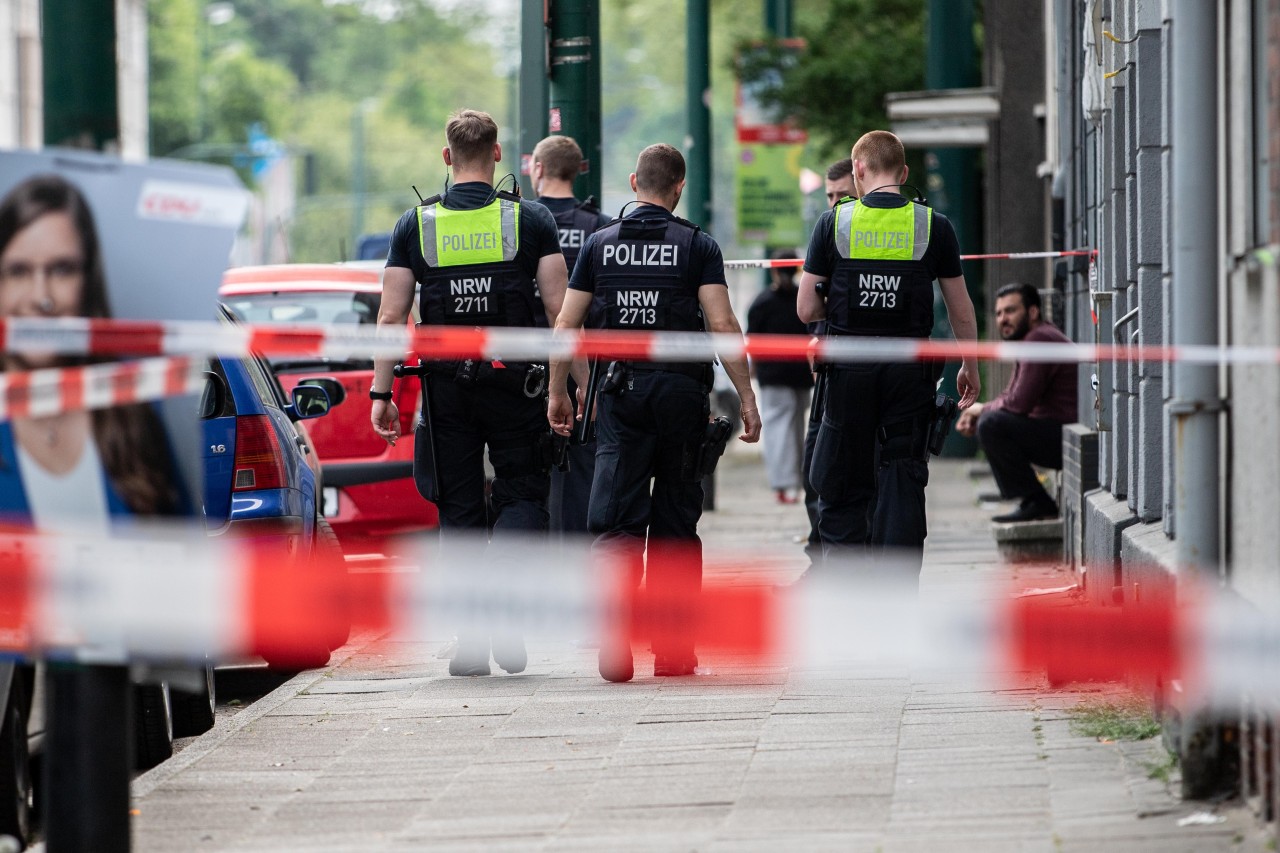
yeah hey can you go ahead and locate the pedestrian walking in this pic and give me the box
[547,143,761,682]
[747,248,812,504]
[531,134,611,535]
[797,131,979,576]
[370,108,569,676]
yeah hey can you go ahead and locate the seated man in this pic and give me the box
[956,282,1077,522]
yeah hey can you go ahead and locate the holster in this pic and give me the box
[877,393,957,466]
[681,416,733,483]
[925,393,959,458]
[550,431,571,472]
[809,366,828,425]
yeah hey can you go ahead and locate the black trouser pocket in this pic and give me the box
[810,418,850,501]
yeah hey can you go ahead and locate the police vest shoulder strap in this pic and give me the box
[495,189,522,204]
[669,214,702,235]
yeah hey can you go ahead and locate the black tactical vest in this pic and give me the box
[589,215,701,334]
[415,192,541,328]
[551,202,602,273]
[826,198,936,339]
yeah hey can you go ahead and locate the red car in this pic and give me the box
[220,264,437,556]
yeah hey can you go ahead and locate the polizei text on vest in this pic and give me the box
[442,231,500,252]
[602,243,679,266]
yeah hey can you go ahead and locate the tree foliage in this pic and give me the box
[736,0,926,161]
[147,0,201,157]
[148,0,510,262]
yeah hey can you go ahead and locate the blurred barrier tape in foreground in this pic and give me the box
[2,319,1279,382]
[2,529,1279,710]
[0,356,203,421]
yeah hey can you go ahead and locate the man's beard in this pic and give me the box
[1001,316,1032,340]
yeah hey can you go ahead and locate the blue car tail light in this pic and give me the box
[232,415,287,492]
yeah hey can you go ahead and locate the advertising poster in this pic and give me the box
[735,40,807,246]
[736,142,807,246]
[0,150,246,539]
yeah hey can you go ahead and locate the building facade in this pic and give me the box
[1045,0,1279,809]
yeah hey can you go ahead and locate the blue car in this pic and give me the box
[125,308,350,772]
[200,306,349,662]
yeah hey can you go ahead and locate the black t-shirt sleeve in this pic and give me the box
[925,211,963,279]
[523,202,563,259]
[385,209,419,270]
[803,210,837,278]
[695,234,726,287]
[568,233,597,292]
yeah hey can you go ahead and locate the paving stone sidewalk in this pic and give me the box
[132,456,1265,852]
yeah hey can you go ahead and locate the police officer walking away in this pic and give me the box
[547,143,761,683]
[796,158,861,573]
[531,135,611,535]
[797,131,978,576]
[371,109,569,676]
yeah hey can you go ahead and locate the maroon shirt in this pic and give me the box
[989,322,1077,422]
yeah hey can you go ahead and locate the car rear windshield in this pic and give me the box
[225,291,381,326]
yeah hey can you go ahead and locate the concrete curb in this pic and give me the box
[130,629,380,799]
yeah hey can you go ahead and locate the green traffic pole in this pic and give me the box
[42,0,119,150]
[548,0,602,205]
[926,0,981,456]
[764,0,792,38]
[685,0,712,230]
[518,1,550,199]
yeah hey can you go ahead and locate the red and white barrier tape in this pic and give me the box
[0,356,202,421]
[1,318,1276,370]
[0,529,1274,709]
[722,249,1096,270]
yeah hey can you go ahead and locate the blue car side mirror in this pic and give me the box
[286,384,331,420]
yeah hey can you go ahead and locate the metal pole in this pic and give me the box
[764,0,792,38]
[685,0,712,229]
[548,0,601,204]
[350,101,367,260]
[44,664,132,853]
[518,1,550,198]
[1169,0,1219,576]
[926,0,980,455]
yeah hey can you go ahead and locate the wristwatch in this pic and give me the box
[368,388,393,401]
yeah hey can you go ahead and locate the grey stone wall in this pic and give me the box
[1062,424,1099,572]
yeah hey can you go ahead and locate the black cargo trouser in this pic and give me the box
[550,376,596,536]
[589,369,709,658]
[975,408,1065,503]
[809,362,934,579]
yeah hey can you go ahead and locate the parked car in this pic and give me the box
[220,264,438,557]
[354,232,391,261]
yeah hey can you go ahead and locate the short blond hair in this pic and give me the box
[851,130,905,177]
[533,135,583,182]
[445,109,499,169]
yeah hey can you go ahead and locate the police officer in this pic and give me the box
[547,143,761,683]
[531,135,611,535]
[797,158,861,574]
[371,109,569,676]
[797,130,979,576]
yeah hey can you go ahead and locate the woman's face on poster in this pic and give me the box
[0,211,85,317]
[0,211,86,367]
